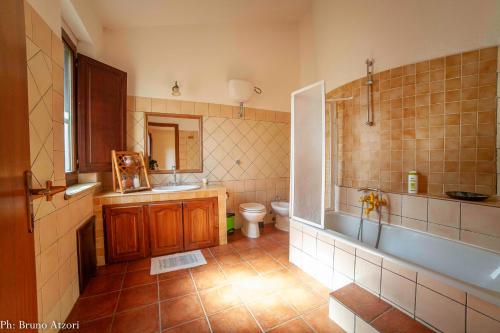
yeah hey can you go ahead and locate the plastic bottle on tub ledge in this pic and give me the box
[408,171,418,194]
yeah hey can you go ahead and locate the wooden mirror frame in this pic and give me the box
[144,113,203,174]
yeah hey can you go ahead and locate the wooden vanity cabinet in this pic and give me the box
[148,202,184,256]
[183,198,218,251]
[104,205,148,263]
[104,197,219,263]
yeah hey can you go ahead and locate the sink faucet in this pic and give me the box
[172,164,177,186]
[274,195,281,202]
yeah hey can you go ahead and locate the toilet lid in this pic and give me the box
[240,203,265,212]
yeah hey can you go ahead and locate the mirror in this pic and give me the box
[145,113,203,173]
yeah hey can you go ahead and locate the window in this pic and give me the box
[62,30,77,185]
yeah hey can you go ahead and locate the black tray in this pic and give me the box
[445,191,489,201]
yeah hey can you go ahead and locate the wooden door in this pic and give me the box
[104,205,148,263]
[148,202,183,256]
[0,0,38,327]
[77,54,126,172]
[183,198,219,251]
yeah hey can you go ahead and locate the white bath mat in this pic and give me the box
[150,250,207,275]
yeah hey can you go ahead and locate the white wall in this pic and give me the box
[101,23,300,112]
[300,0,500,91]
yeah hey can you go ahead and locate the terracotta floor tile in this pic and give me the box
[249,255,283,274]
[191,267,227,290]
[266,245,288,257]
[209,244,235,256]
[248,293,298,330]
[158,268,190,281]
[163,318,211,333]
[160,294,204,329]
[126,258,151,272]
[280,285,327,314]
[237,247,266,261]
[116,283,158,313]
[268,318,314,333]
[231,239,260,252]
[270,232,290,244]
[233,276,274,303]
[67,292,119,322]
[302,305,344,333]
[221,262,258,281]
[199,284,241,315]
[111,304,159,333]
[215,253,243,266]
[264,269,301,291]
[332,283,391,322]
[209,305,260,333]
[70,316,112,333]
[96,263,127,276]
[82,274,123,297]
[123,270,157,288]
[159,275,196,300]
[304,281,331,299]
[372,308,434,333]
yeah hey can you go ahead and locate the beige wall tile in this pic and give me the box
[402,195,428,221]
[334,248,355,279]
[151,98,166,113]
[467,294,500,322]
[381,269,416,313]
[52,63,63,95]
[31,9,51,56]
[416,285,465,333]
[135,96,151,112]
[428,222,459,240]
[417,272,465,304]
[401,217,427,231]
[428,198,460,227]
[181,101,195,114]
[460,230,500,253]
[208,103,221,117]
[40,242,59,286]
[51,33,63,68]
[355,257,381,294]
[461,203,500,237]
[467,308,500,333]
[382,259,417,281]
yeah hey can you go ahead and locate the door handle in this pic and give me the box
[24,170,35,233]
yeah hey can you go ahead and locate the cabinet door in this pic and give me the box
[183,198,218,251]
[148,202,183,256]
[105,205,148,263]
[77,54,126,172]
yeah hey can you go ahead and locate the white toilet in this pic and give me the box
[271,201,290,231]
[239,203,266,238]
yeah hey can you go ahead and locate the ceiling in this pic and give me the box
[89,0,312,29]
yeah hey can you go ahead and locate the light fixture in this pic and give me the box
[171,81,181,96]
[228,79,262,118]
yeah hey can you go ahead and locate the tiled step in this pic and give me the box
[329,283,434,333]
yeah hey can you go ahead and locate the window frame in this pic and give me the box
[61,29,78,186]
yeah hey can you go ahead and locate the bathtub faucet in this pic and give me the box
[357,187,386,248]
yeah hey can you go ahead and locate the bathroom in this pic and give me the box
[0,0,499,332]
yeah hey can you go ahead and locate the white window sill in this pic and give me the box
[64,182,101,200]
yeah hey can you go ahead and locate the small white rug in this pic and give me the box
[150,250,207,275]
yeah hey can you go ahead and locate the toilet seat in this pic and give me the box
[239,203,265,212]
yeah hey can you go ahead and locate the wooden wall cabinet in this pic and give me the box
[104,197,218,263]
[104,205,148,263]
[77,54,127,172]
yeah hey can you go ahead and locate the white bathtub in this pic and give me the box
[323,211,500,306]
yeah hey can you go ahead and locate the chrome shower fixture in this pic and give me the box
[365,58,374,126]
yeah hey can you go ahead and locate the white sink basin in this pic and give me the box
[271,201,289,216]
[152,184,201,193]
